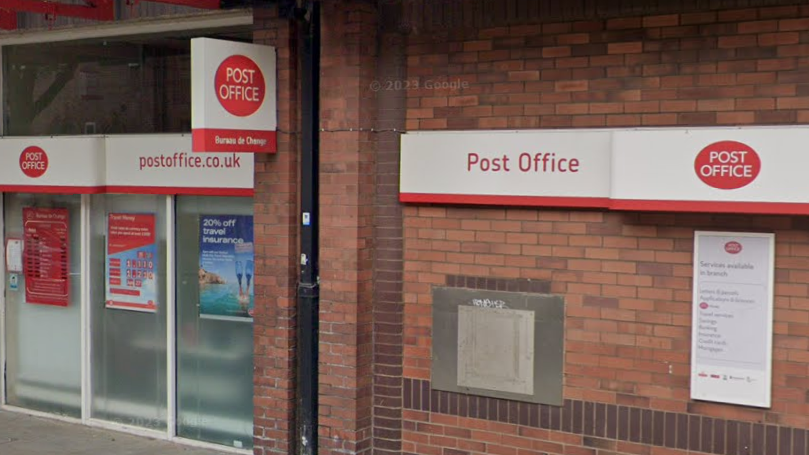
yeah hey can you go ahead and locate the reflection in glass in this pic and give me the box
[3,29,251,136]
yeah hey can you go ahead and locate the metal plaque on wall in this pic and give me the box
[432,287,564,406]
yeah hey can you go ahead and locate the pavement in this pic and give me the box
[0,410,239,455]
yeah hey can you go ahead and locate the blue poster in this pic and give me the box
[199,215,254,320]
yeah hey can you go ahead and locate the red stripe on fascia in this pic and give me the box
[105,186,254,197]
[399,193,610,209]
[611,199,809,215]
[0,185,105,194]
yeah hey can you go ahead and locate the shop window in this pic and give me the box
[2,30,250,136]
[3,193,82,417]
[175,195,254,449]
[89,194,168,429]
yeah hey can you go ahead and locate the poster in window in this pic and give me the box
[105,213,158,312]
[23,207,69,306]
[199,215,254,320]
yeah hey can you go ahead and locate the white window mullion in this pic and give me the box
[166,195,176,439]
[0,193,6,407]
[80,194,92,421]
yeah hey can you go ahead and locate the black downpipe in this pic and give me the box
[297,2,320,455]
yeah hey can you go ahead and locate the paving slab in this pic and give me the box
[0,410,238,455]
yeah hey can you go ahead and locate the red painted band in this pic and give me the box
[610,199,809,215]
[192,128,277,153]
[105,186,254,197]
[401,193,809,215]
[399,193,611,209]
[0,185,252,197]
[0,185,106,194]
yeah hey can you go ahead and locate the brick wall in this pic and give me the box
[403,211,809,455]
[252,5,299,455]
[401,3,809,455]
[405,4,809,130]
[319,1,378,454]
[374,1,409,455]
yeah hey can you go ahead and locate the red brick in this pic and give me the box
[737,19,778,33]
[607,17,642,29]
[779,18,809,31]
[542,46,571,58]
[643,14,679,28]
[308,4,809,455]
[608,42,644,54]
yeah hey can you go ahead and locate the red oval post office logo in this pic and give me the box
[19,146,48,178]
[724,241,743,254]
[694,141,761,190]
[215,55,265,117]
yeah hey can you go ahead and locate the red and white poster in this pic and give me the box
[105,213,158,313]
[23,207,69,307]
[191,38,277,153]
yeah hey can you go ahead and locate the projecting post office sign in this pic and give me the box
[191,38,277,153]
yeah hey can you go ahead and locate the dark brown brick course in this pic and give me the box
[403,379,809,455]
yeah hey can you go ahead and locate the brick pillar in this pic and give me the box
[373,1,407,454]
[319,1,378,454]
[253,6,299,455]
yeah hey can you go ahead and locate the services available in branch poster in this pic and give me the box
[23,207,69,307]
[199,215,254,320]
[106,213,158,313]
[691,231,774,408]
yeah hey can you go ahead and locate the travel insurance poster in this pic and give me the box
[105,213,158,312]
[199,215,254,320]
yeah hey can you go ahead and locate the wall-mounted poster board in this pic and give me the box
[105,213,158,313]
[22,208,69,306]
[691,231,774,408]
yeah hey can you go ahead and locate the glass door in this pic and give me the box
[89,194,167,430]
[175,195,254,449]
[2,191,254,450]
[3,193,82,417]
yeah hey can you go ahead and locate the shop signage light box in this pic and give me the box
[400,126,809,216]
[191,37,277,154]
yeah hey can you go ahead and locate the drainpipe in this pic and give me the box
[296,1,320,455]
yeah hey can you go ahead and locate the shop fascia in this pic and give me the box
[2,134,253,195]
[400,126,809,215]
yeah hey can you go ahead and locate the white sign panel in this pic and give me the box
[106,135,254,195]
[402,126,809,215]
[0,137,105,192]
[0,135,253,196]
[191,37,277,153]
[691,231,774,408]
[612,128,809,213]
[400,130,612,208]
